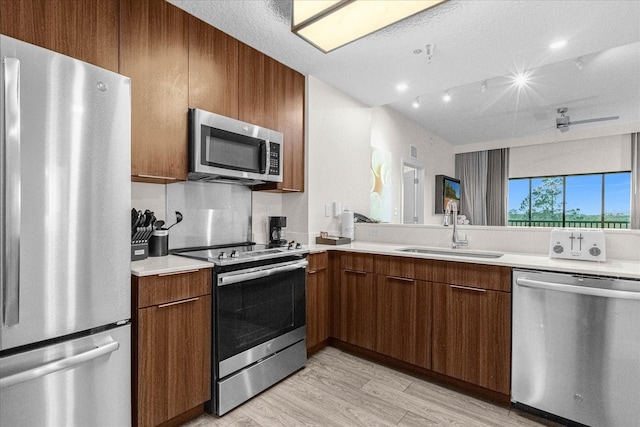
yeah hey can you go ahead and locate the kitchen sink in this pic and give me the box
[396,247,504,259]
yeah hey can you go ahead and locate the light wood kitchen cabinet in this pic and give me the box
[120,0,189,183]
[306,252,330,352]
[132,268,212,427]
[188,15,239,119]
[432,281,511,395]
[0,0,119,72]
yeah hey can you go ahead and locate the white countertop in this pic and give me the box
[309,241,640,280]
[131,243,639,280]
[131,255,213,277]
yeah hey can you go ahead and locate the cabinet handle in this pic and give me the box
[344,269,367,275]
[158,297,200,308]
[158,269,199,277]
[307,270,317,274]
[134,174,178,181]
[450,284,486,293]
[386,276,414,283]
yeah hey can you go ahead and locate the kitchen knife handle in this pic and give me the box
[2,57,21,327]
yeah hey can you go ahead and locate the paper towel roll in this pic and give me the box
[341,211,354,240]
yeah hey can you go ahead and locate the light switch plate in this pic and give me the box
[549,228,606,262]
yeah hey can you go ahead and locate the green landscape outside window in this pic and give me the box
[508,172,631,228]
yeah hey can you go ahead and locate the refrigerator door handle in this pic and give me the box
[0,340,120,389]
[2,57,21,327]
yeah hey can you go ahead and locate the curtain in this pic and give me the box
[487,148,509,226]
[632,133,640,229]
[455,148,509,226]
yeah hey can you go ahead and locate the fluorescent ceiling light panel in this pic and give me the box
[292,0,447,53]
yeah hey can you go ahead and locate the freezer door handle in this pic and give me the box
[0,340,120,389]
[516,277,640,300]
[2,57,21,327]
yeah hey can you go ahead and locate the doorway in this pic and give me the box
[401,159,425,224]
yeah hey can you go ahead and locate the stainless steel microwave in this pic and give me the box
[188,108,283,184]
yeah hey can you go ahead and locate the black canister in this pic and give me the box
[149,229,169,256]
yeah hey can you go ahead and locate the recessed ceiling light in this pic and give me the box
[412,97,420,108]
[443,90,451,102]
[397,83,409,92]
[514,73,528,87]
[549,39,567,49]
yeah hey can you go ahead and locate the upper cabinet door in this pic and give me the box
[238,43,277,130]
[0,0,119,72]
[120,0,189,182]
[188,16,239,119]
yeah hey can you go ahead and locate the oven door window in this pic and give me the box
[201,126,266,174]
[217,267,305,361]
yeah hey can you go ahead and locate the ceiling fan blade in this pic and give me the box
[569,116,620,125]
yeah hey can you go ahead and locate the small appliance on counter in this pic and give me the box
[341,211,355,240]
[548,228,606,261]
[268,216,288,247]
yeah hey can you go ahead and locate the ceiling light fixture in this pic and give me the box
[412,97,420,108]
[481,80,488,93]
[574,57,584,70]
[425,43,435,62]
[396,83,409,92]
[549,39,567,50]
[443,90,451,102]
[514,73,528,87]
[291,0,448,53]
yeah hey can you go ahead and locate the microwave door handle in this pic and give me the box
[2,57,21,327]
[259,141,267,174]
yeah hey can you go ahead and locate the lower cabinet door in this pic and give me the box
[137,294,211,427]
[306,267,329,349]
[339,270,376,350]
[432,283,511,395]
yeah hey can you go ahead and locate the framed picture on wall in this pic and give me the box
[434,175,461,214]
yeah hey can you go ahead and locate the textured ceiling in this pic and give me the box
[169,0,640,146]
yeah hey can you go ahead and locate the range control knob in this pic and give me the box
[230,250,239,259]
[288,241,295,250]
[553,244,564,254]
[295,242,302,249]
[218,251,228,260]
[589,246,602,257]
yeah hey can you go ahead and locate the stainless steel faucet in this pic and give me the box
[443,200,468,248]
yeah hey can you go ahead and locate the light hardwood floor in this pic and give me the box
[183,346,548,427]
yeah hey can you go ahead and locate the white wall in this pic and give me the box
[370,106,455,224]
[304,76,372,237]
[510,134,631,178]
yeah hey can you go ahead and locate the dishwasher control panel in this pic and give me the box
[549,228,606,261]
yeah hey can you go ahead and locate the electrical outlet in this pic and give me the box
[324,204,331,217]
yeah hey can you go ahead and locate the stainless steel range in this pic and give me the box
[167,182,308,416]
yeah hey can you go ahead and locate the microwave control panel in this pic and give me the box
[269,142,280,175]
[548,228,606,262]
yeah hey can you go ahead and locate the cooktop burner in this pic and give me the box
[172,242,308,266]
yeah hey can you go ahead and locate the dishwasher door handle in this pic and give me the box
[516,277,640,300]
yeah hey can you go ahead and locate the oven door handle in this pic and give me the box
[219,260,308,286]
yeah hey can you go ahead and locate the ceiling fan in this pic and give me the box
[556,107,619,132]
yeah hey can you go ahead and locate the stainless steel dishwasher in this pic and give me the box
[512,269,640,427]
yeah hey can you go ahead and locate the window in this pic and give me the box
[508,172,631,228]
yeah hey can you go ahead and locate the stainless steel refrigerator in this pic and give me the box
[0,36,132,426]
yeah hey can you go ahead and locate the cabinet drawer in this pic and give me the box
[134,268,212,308]
[340,252,373,272]
[415,260,510,292]
[307,251,328,272]
[374,255,415,279]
